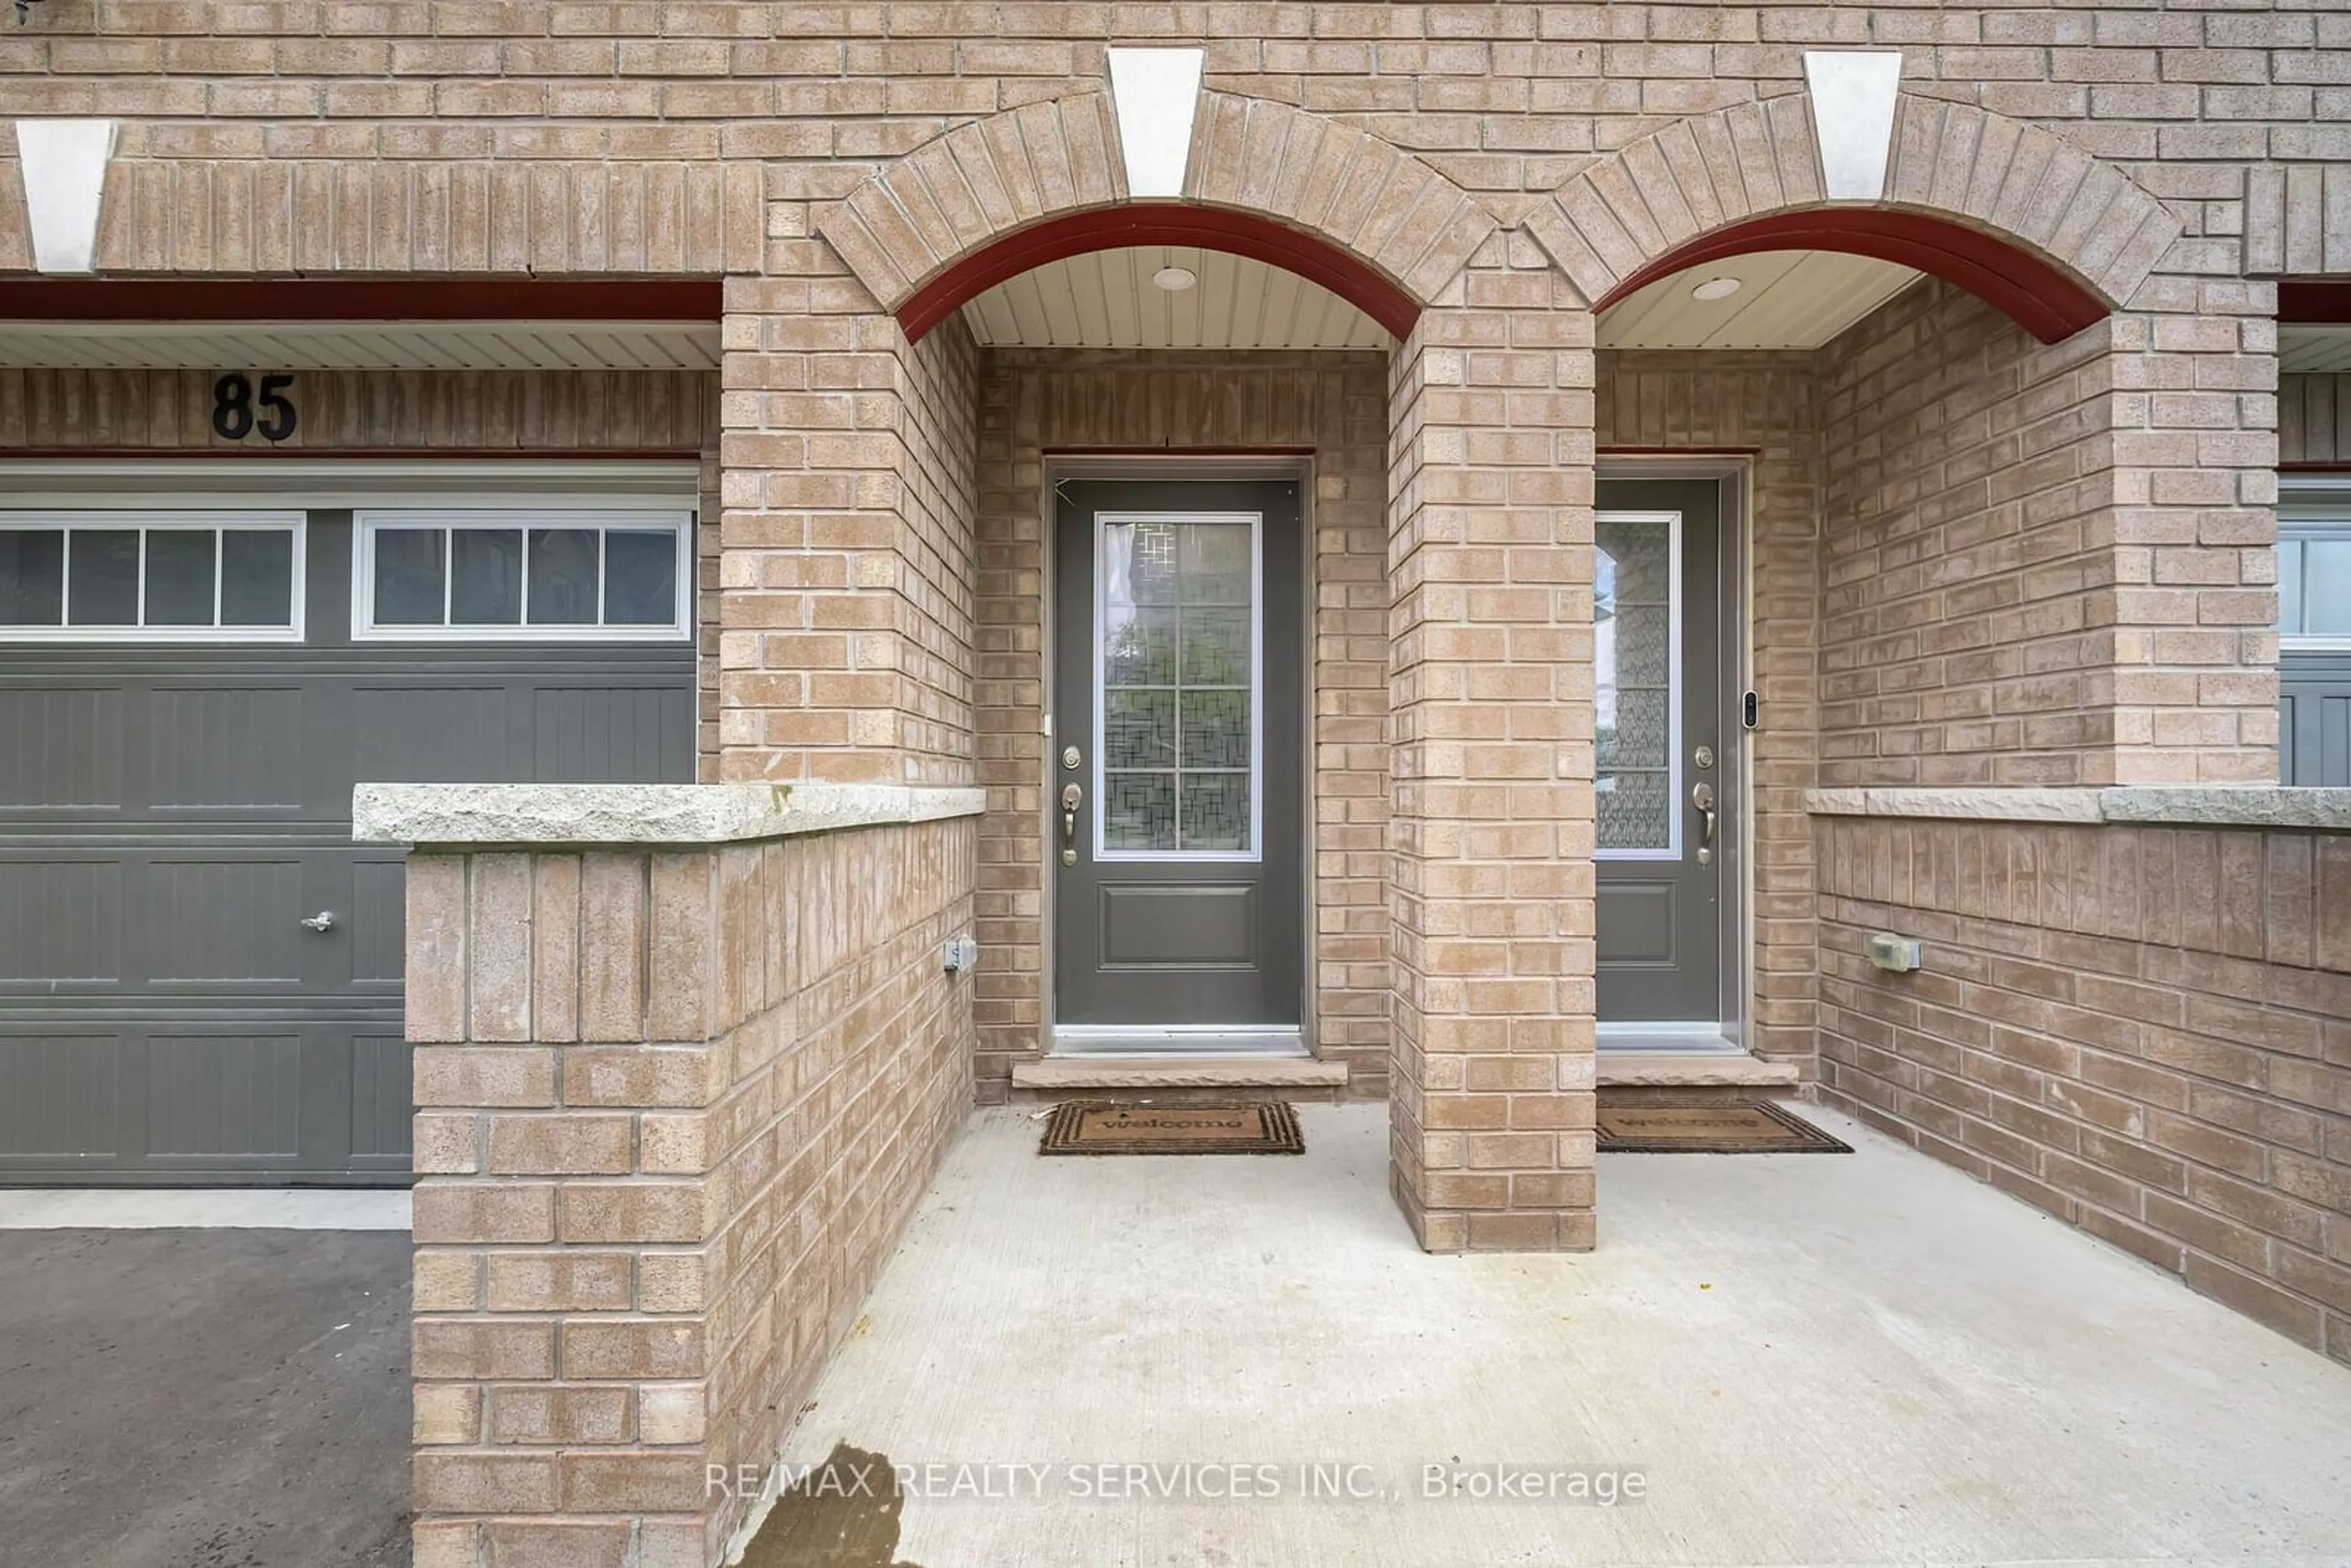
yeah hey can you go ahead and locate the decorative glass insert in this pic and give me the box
[1594,512,1678,856]
[356,510,691,638]
[0,513,302,639]
[1097,514,1259,857]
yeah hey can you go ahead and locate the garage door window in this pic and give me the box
[0,512,302,640]
[356,510,690,639]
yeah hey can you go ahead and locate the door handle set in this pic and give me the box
[1060,783,1082,866]
[1691,782,1716,868]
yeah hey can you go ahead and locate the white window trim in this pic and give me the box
[2281,476,2351,650]
[2279,522,2351,651]
[1594,508,1685,863]
[1092,508,1265,864]
[352,503,694,642]
[0,508,307,643]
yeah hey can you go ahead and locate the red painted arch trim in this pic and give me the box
[0,279,722,323]
[2279,281,2351,324]
[896,203,1422,342]
[1597,210,2110,345]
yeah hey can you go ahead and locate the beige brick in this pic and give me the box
[413,1319,558,1383]
[414,1454,560,1516]
[487,1384,634,1446]
[482,1521,631,1568]
[413,1182,558,1246]
[415,1384,485,1447]
[485,1252,635,1313]
[486,1115,636,1176]
[636,1382,709,1445]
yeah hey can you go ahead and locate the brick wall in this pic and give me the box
[405,818,976,1568]
[1818,277,2277,789]
[1595,350,1820,1064]
[0,3,2338,283]
[1818,813,2351,1367]
[970,347,1391,1098]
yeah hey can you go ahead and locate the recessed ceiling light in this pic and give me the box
[1690,276,1742,301]
[1152,265,1198,293]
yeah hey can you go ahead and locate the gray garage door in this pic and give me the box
[0,503,694,1185]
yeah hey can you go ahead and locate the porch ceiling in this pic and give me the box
[961,244,1922,353]
[0,319,721,372]
[2281,323,2351,372]
[958,244,1391,351]
[1597,247,1921,350]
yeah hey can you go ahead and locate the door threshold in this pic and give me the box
[1597,1051,1800,1089]
[1051,1027,1307,1057]
[1013,1053,1348,1090]
[1596,1022,1744,1054]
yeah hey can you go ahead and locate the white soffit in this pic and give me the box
[2281,324,2351,373]
[1597,250,1922,350]
[1804,51,1904,201]
[15,118,118,274]
[1105,47,1204,199]
[959,247,1389,351]
[0,320,721,372]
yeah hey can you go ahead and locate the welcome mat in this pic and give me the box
[1595,1100,1851,1154]
[1039,1101,1305,1157]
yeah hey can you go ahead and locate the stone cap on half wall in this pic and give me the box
[352,782,987,847]
[1805,787,2351,833]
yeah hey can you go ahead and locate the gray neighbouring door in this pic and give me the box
[1051,478,1304,1040]
[0,507,693,1185]
[1594,478,1727,1024]
[2282,650,2351,784]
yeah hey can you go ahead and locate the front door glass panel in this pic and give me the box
[1096,512,1260,859]
[1595,511,1680,858]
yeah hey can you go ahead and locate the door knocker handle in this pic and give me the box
[1692,782,1717,868]
[1060,783,1082,867]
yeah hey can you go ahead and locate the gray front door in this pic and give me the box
[1051,478,1303,1038]
[1594,478,1727,1023]
[0,504,693,1185]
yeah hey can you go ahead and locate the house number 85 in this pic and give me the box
[212,373,299,443]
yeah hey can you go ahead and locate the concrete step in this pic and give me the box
[1011,1054,1351,1090]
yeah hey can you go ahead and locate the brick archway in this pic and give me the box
[1527,94,2183,343]
[816,89,1502,340]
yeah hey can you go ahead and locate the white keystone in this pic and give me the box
[15,118,119,274]
[1802,52,1903,201]
[1106,48,1205,199]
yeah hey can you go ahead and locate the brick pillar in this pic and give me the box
[717,263,978,786]
[1385,246,1599,1253]
[2105,283,2281,785]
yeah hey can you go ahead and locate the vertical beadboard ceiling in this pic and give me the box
[959,245,1921,352]
[2281,326,2351,373]
[1595,250,1921,350]
[958,246,1390,351]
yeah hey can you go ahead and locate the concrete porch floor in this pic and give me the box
[760,1101,2351,1567]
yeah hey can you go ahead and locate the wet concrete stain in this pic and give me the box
[738,1441,922,1568]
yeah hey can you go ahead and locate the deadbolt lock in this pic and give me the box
[1062,745,1081,770]
[1694,745,1715,771]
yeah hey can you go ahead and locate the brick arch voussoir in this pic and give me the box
[818,88,1503,323]
[1526,92,2182,339]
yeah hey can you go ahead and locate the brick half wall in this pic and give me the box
[1818,812,2351,1365]
[405,814,977,1568]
